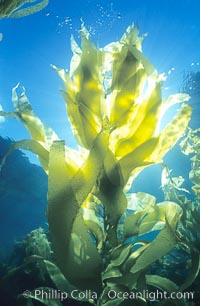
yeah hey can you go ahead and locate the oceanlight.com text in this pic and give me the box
[107,289,194,301]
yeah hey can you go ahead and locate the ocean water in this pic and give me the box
[0,1,200,305]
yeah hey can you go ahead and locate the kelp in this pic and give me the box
[0,24,194,305]
[180,127,200,202]
[0,0,48,18]
[159,128,200,299]
[162,127,200,246]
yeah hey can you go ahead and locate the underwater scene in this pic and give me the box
[0,0,200,305]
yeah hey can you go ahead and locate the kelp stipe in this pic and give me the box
[0,24,194,305]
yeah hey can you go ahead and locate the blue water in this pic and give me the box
[0,0,200,255]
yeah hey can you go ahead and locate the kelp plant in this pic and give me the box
[0,24,194,305]
[0,0,48,18]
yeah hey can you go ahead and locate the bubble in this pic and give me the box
[168,67,175,75]
[86,2,122,37]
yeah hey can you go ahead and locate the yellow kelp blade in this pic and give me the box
[149,103,192,162]
[53,68,90,148]
[123,196,182,239]
[47,140,81,281]
[113,83,162,158]
[73,129,126,249]
[138,201,182,234]
[55,26,104,149]
[123,210,146,239]
[130,218,180,275]
[54,69,101,150]
[118,137,158,185]
[118,103,191,187]
[0,85,60,171]
[73,26,104,121]
[11,84,58,145]
[108,24,144,88]
[0,111,83,174]
[47,140,102,290]
[71,128,109,204]
[107,25,155,130]
[108,47,147,127]
[47,131,109,290]
[123,192,157,239]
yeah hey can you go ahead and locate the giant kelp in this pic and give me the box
[0,24,196,305]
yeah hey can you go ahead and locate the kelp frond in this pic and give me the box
[55,23,191,187]
[0,0,48,18]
